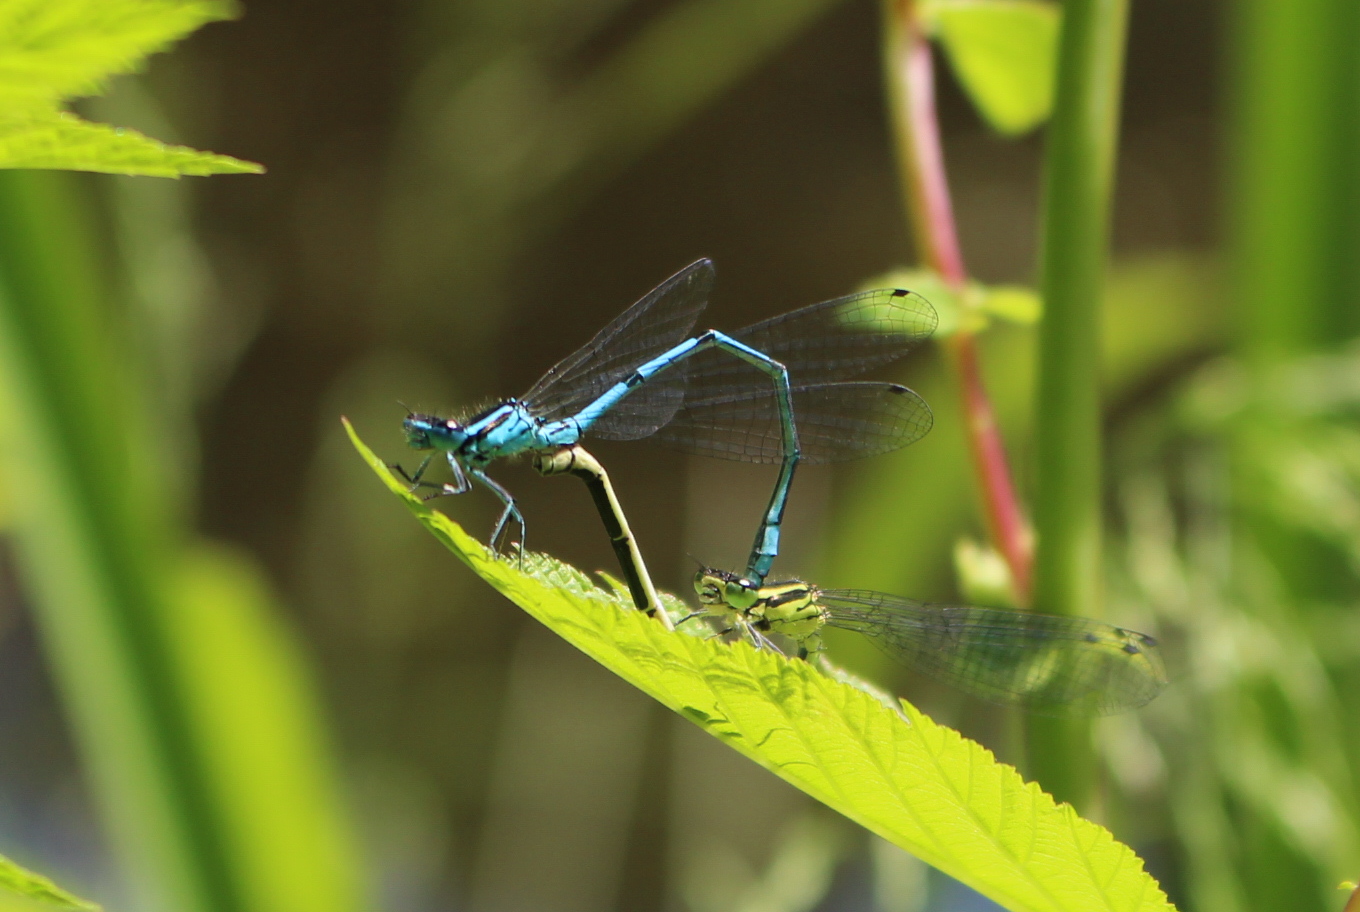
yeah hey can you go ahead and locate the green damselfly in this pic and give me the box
[692,568,1167,715]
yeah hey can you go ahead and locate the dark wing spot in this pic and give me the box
[1084,632,1101,643]
[891,288,910,297]
[1122,642,1142,655]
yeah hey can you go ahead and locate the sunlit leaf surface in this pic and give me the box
[346,418,1175,912]
[0,0,260,175]
[0,0,233,111]
[0,112,261,175]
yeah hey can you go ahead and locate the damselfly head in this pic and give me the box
[694,569,728,605]
[403,413,465,450]
[694,568,760,611]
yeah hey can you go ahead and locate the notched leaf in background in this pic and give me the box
[922,0,1060,136]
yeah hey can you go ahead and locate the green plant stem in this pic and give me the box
[1027,0,1129,810]
[0,170,233,912]
[1232,0,1359,366]
[882,0,1033,605]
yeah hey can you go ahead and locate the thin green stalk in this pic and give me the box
[0,170,234,912]
[1027,0,1129,810]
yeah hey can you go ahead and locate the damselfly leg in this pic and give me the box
[472,468,526,562]
[392,453,473,501]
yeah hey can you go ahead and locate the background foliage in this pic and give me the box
[0,0,1354,911]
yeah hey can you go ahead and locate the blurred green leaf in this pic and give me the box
[923,0,1059,135]
[346,419,1176,912]
[953,537,1018,608]
[681,813,847,912]
[169,544,367,912]
[864,267,1040,338]
[0,111,261,175]
[0,853,99,911]
[0,164,355,912]
[0,0,260,175]
[981,285,1042,324]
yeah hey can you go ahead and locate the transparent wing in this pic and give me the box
[819,591,1167,715]
[603,287,936,454]
[676,288,937,390]
[521,259,713,438]
[651,382,933,464]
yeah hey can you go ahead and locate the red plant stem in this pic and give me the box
[895,13,966,283]
[885,0,1034,603]
[946,334,1033,602]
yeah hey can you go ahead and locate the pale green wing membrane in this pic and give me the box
[818,590,1167,715]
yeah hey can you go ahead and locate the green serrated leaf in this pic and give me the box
[344,418,1176,912]
[0,112,262,176]
[925,0,1059,136]
[0,852,100,911]
[0,0,235,111]
[0,0,260,177]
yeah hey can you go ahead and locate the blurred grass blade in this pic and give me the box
[0,167,222,912]
[0,853,100,911]
[347,419,1176,912]
[0,170,365,912]
[573,0,845,169]
[383,0,846,325]
[924,0,1059,135]
[168,544,366,912]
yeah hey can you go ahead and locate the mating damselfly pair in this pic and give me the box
[393,260,1167,715]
